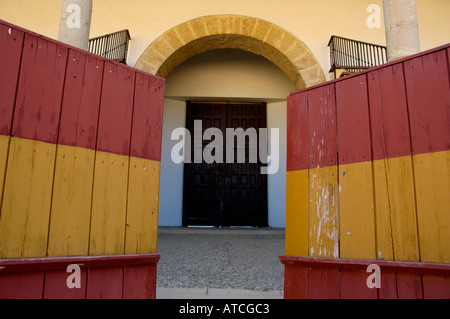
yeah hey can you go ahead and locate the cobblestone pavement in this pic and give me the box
[156,227,285,292]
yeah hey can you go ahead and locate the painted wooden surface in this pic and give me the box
[43,269,88,299]
[0,19,164,298]
[413,151,450,263]
[131,72,165,161]
[90,152,129,256]
[47,146,95,257]
[336,75,376,260]
[285,170,309,257]
[307,85,338,259]
[285,93,309,257]
[0,23,24,136]
[367,63,419,262]
[0,20,164,256]
[12,34,67,144]
[123,264,157,299]
[0,135,9,210]
[403,50,450,264]
[286,93,308,172]
[57,49,104,150]
[47,51,103,257]
[280,256,450,299]
[0,271,45,299]
[125,157,160,254]
[96,62,135,156]
[0,254,160,299]
[372,157,419,261]
[286,43,450,271]
[0,138,56,258]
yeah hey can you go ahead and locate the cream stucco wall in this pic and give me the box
[1,0,450,82]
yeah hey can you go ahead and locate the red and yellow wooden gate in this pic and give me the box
[282,43,450,299]
[0,20,164,299]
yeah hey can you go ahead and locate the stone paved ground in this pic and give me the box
[156,227,285,293]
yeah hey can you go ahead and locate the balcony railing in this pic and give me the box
[328,35,387,77]
[88,30,131,64]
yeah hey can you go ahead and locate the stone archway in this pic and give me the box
[135,14,326,89]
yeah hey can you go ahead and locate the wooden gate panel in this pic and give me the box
[48,50,104,257]
[12,34,67,144]
[0,19,164,299]
[0,271,44,299]
[284,43,450,299]
[130,72,164,161]
[285,93,309,257]
[90,62,135,255]
[0,24,24,136]
[57,49,104,150]
[336,75,376,260]
[307,84,338,259]
[404,50,450,264]
[0,138,56,258]
[86,267,124,299]
[368,63,419,262]
[43,269,88,299]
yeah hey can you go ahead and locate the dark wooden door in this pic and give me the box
[183,101,268,227]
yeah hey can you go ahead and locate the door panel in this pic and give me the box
[183,102,268,227]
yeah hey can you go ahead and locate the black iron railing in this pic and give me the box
[328,35,387,77]
[88,30,131,64]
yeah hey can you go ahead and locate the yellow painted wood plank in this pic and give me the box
[285,169,309,256]
[125,157,160,254]
[0,137,56,258]
[339,162,376,260]
[414,150,450,263]
[89,151,129,255]
[47,145,95,257]
[373,156,419,262]
[309,166,339,258]
[0,135,10,210]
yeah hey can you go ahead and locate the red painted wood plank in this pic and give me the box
[0,253,160,272]
[368,63,412,160]
[0,24,24,135]
[340,269,378,299]
[308,84,337,168]
[58,49,104,150]
[336,75,372,165]
[12,34,68,144]
[0,271,44,299]
[96,62,135,156]
[43,269,87,299]
[379,271,398,299]
[447,47,450,77]
[123,264,157,299]
[86,266,124,299]
[279,256,450,275]
[422,275,450,299]
[308,267,339,299]
[130,73,164,161]
[404,49,450,155]
[396,273,423,299]
[287,93,309,171]
[283,264,309,299]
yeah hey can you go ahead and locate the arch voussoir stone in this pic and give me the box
[135,15,326,90]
